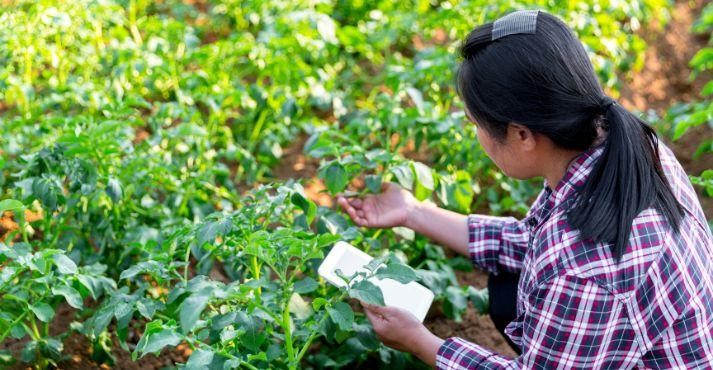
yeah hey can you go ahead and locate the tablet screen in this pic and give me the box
[318,241,434,322]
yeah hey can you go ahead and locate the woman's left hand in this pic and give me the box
[361,302,445,366]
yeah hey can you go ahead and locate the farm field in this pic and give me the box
[0,0,711,369]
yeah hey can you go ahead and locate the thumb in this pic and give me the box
[361,301,392,316]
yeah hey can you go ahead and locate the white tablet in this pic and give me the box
[318,241,434,322]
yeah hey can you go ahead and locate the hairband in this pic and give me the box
[599,96,616,113]
[491,10,540,41]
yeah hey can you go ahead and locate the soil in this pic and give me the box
[3,0,710,368]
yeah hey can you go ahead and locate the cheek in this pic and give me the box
[476,128,521,178]
[476,127,494,156]
[477,128,505,167]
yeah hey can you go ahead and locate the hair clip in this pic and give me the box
[492,10,540,41]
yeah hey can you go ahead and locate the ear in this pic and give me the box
[508,123,536,151]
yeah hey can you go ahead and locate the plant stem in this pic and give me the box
[30,319,41,339]
[282,303,295,368]
[251,255,261,303]
[183,244,191,283]
[0,310,29,342]
[240,362,259,370]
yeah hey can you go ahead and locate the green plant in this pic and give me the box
[0,200,115,368]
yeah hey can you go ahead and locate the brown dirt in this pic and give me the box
[1,209,44,242]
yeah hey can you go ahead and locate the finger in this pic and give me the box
[350,198,363,208]
[338,198,361,222]
[359,300,381,312]
[352,215,369,227]
[361,301,386,315]
[337,196,352,212]
[362,305,381,325]
[337,196,351,211]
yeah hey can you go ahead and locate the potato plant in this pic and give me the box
[0,200,116,367]
[77,184,422,369]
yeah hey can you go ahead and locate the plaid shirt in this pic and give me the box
[436,143,713,369]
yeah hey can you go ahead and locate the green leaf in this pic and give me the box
[196,217,233,248]
[136,325,182,358]
[106,178,123,203]
[443,286,468,321]
[467,287,489,314]
[405,87,425,113]
[40,338,63,360]
[323,162,348,194]
[114,301,134,322]
[312,297,328,310]
[291,192,317,224]
[294,277,319,294]
[52,285,83,309]
[21,341,37,363]
[53,254,78,274]
[364,255,388,273]
[392,226,415,241]
[32,177,59,210]
[0,199,23,213]
[365,174,383,194]
[327,302,354,331]
[137,299,161,320]
[304,132,335,158]
[702,80,713,97]
[77,273,113,299]
[31,303,55,323]
[0,349,14,365]
[412,162,435,201]
[143,329,181,356]
[689,47,712,70]
[10,324,26,339]
[375,263,417,284]
[390,164,414,190]
[119,261,161,281]
[349,280,385,306]
[236,312,266,351]
[185,348,214,370]
[180,288,212,333]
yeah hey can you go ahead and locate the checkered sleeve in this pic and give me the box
[466,214,530,275]
[436,274,639,369]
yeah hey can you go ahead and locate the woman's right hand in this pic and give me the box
[336,182,418,229]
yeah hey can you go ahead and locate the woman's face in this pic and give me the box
[467,111,540,180]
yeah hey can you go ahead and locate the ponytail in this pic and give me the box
[567,99,685,260]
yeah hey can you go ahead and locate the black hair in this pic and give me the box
[457,11,684,261]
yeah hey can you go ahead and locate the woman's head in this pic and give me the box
[458,10,684,260]
[458,11,602,150]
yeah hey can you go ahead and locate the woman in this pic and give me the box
[337,10,713,369]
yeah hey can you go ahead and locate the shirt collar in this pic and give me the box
[544,144,605,206]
